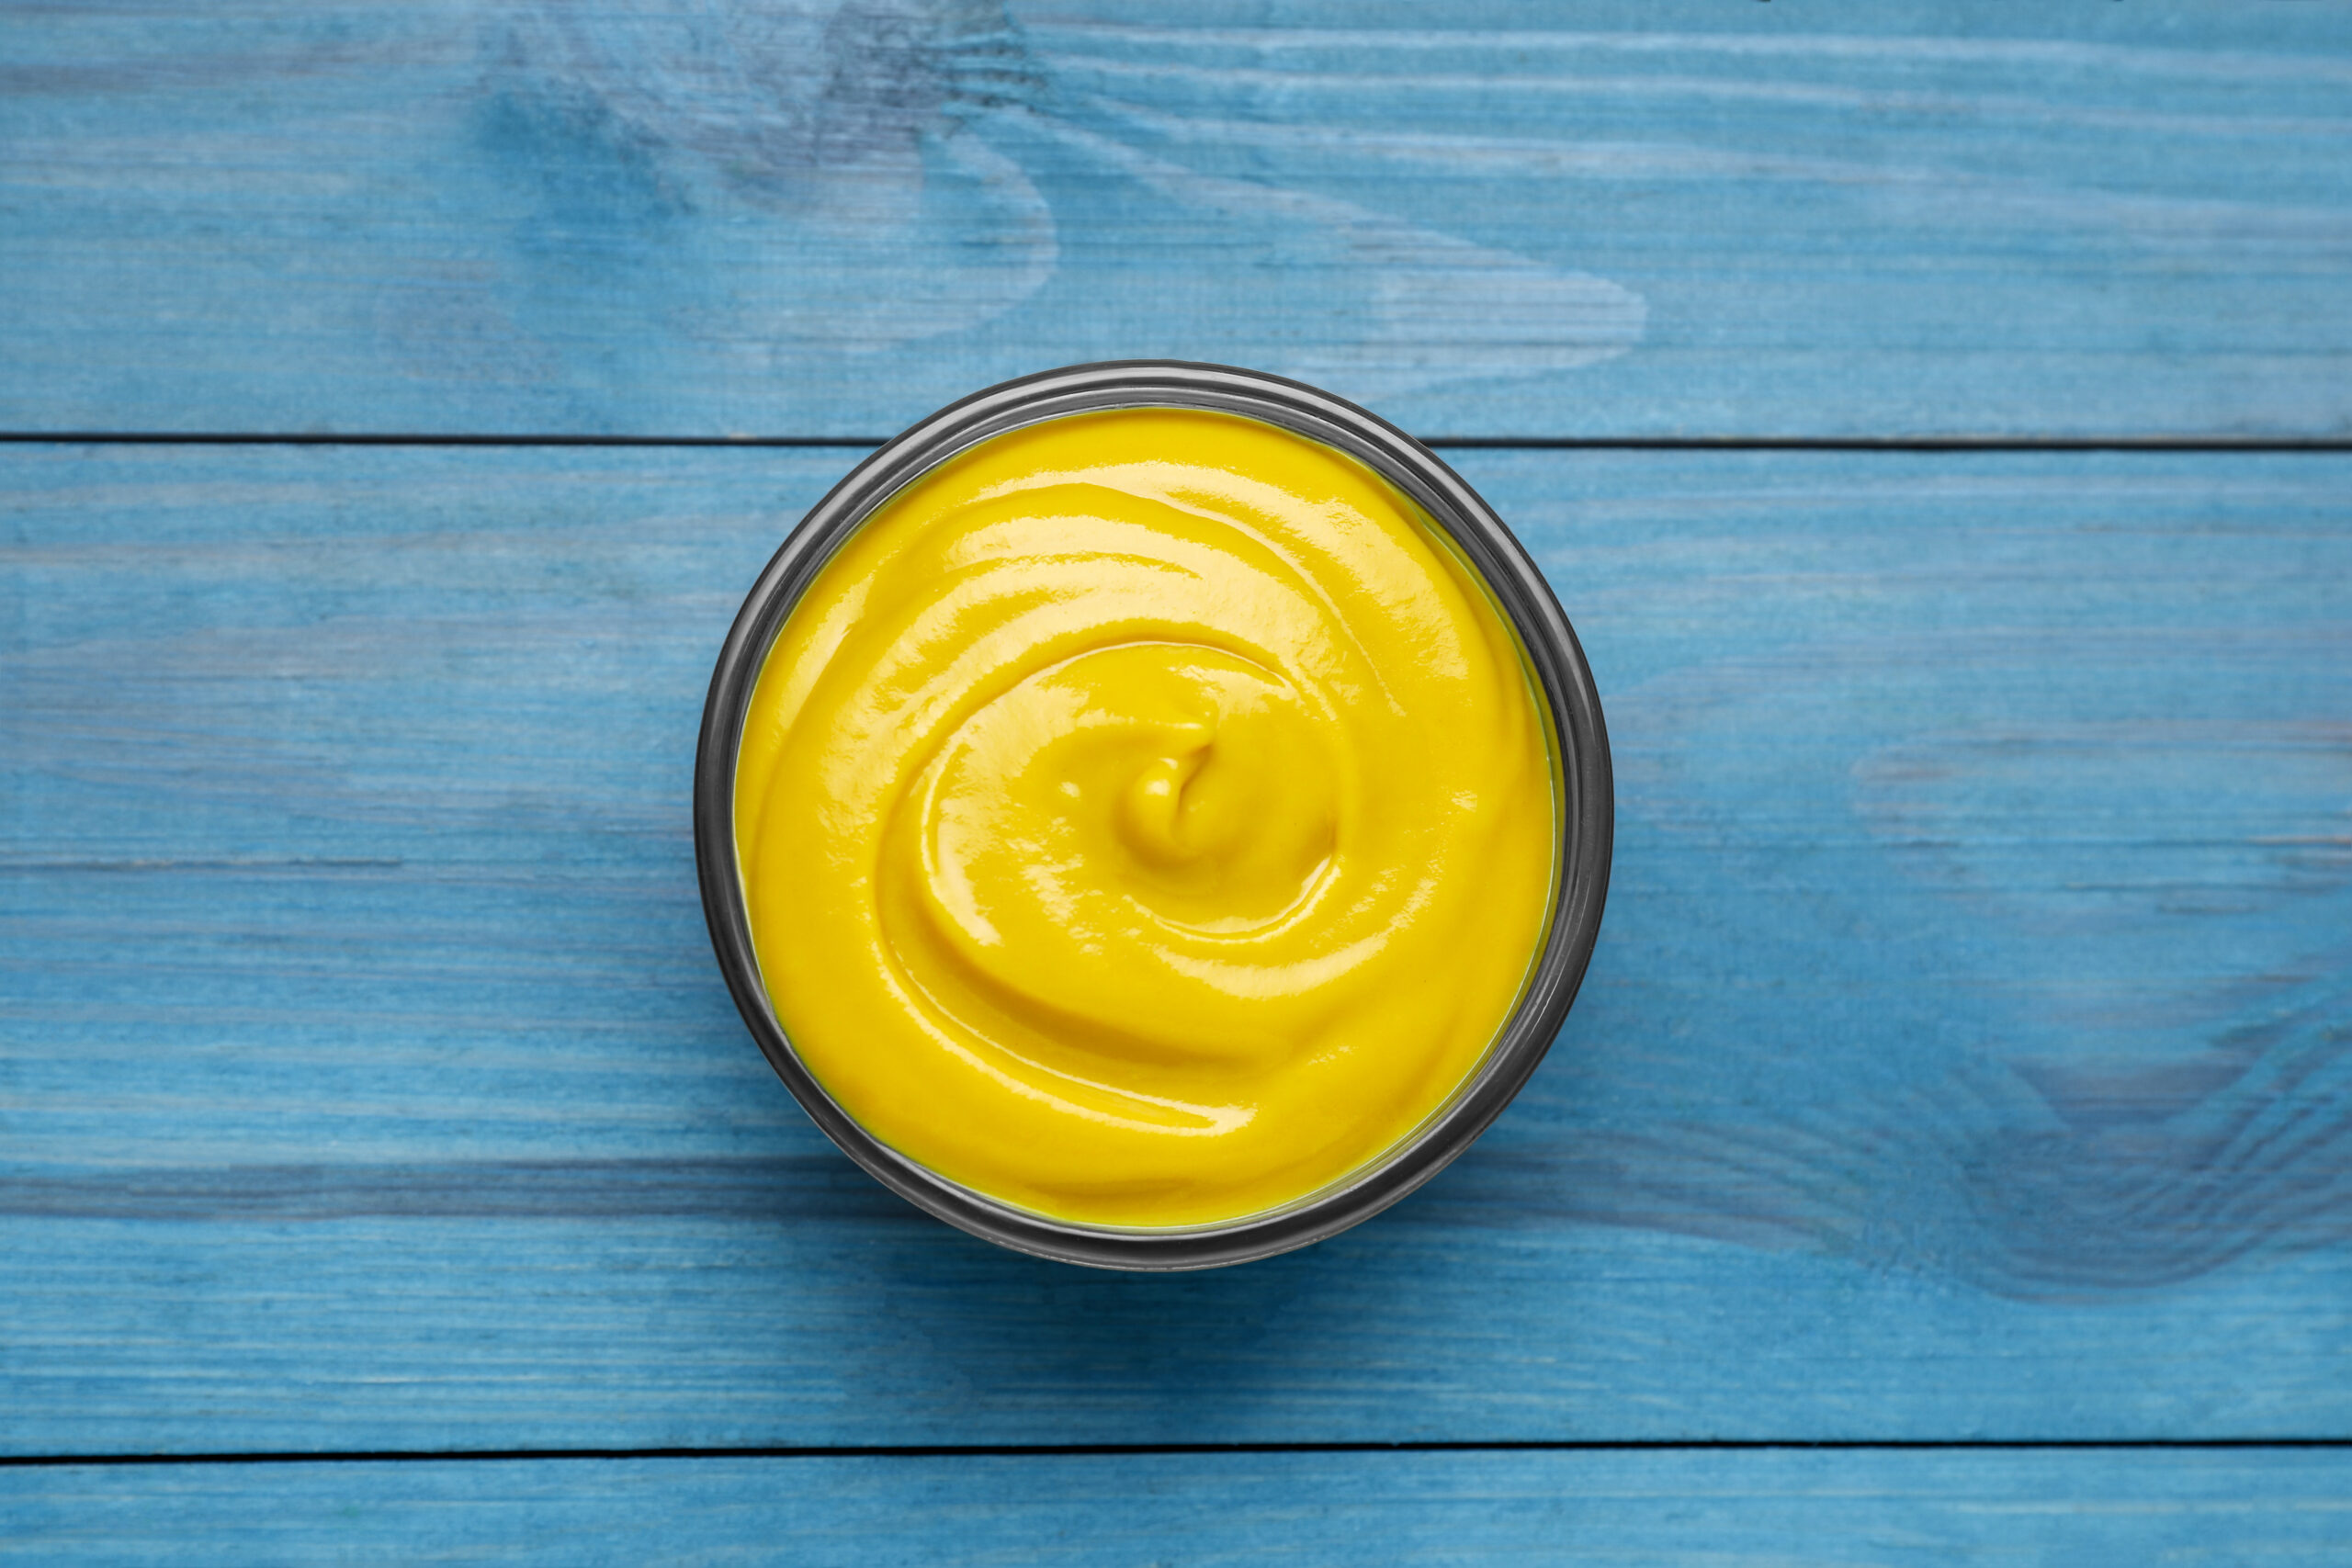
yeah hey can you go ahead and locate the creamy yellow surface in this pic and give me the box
[733,409,1556,1227]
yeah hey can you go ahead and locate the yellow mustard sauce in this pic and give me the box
[733,408,1557,1227]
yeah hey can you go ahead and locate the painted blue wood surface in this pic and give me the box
[6,1449,2350,1565]
[6,1,2352,439]
[6,443,2347,1453]
[9,0,2348,1544]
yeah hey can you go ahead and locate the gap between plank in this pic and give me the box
[3,433,2351,453]
[4,1438,2349,1470]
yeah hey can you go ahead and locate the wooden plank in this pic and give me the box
[5,1448,2349,1565]
[4,444,2350,1453]
[6,2,2352,440]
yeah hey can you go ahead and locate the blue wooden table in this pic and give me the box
[6,3,2351,1561]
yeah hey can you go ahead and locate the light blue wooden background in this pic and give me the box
[8,0,2352,439]
[5,2,2350,1562]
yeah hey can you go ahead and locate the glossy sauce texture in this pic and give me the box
[734,410,1556,1226]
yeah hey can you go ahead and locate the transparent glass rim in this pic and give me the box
[694,361,1613,1270]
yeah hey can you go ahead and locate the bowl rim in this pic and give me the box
[694,360,1612,1269]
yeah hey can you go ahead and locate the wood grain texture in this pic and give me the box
[6,1,2352,439]
[5,444,2348,1453]
[6,1449,2351,1566]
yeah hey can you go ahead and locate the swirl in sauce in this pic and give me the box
[734,409,1556,1226]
